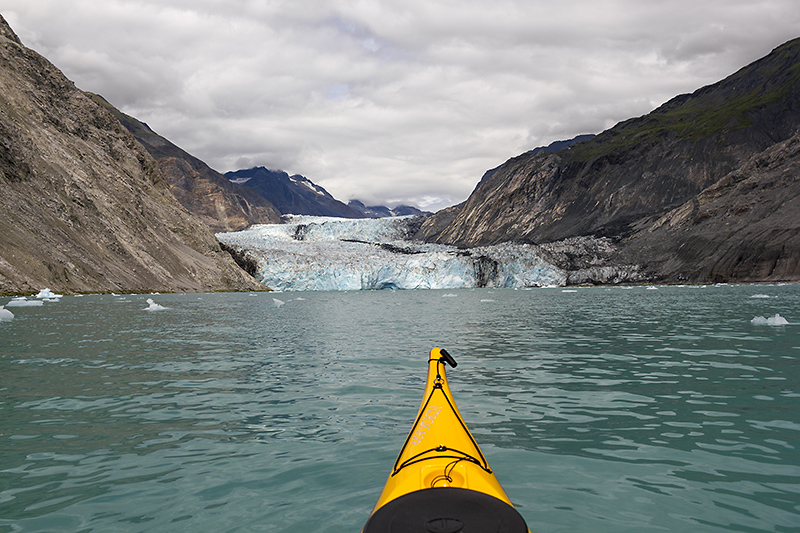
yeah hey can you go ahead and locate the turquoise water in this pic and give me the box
[1,285,798,532]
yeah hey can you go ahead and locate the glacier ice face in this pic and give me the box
[217,216,566,291]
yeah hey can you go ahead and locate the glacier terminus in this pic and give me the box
[217,216,566,291]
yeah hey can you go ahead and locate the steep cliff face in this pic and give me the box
[419,38,800,247]
[621,132,800,283]
[91,95,283,233]
[0,16,265,294]
[417,37,800,283]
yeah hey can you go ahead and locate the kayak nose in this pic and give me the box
[363,348,530,533]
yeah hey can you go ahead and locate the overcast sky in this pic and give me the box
[5,1,799,211]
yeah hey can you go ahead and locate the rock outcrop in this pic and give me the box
[0,15,266,294]
[620,132,800,283]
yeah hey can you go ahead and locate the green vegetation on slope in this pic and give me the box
[565,39,800,162]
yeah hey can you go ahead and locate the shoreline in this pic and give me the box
[2,280,797,299]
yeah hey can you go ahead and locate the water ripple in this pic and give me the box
[1,286,798,531]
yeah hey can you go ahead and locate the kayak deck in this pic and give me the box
[363,348,529,533]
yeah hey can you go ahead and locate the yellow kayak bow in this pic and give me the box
[363,348,529,533]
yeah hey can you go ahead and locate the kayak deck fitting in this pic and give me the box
[363,348,529,533]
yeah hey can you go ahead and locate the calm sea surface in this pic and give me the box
[1,285,798,532]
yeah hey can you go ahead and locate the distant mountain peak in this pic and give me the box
[346,200,431,218]
[224,166,431,219]
[225,167,361,218]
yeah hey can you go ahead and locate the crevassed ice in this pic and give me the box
[217,216,566,291]
[248,215,416,242]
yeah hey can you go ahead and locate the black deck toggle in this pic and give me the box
[439,348,457,368]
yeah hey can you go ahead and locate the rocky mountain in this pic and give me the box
[346,200,431,218]
[418,37,800,284]
[620,132,800,283]
[226,167,363,218]
[0,15,265,294]
[91,96,282,233]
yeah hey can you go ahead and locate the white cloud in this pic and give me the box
[4,0,799,211]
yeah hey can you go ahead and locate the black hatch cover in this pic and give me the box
[363,487,528,533]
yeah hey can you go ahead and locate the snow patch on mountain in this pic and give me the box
[217,216,566,291]
[291,176,326,196]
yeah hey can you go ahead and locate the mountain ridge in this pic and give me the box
[225,166,363,218]
[346,199,431,218]
[224,166,429,218]
[416,37,800,284]
[0,15,265,294]
[91,95,283,232]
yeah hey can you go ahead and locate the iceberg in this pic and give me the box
[217,216,566,291]
[0,306,13,321]
[751,314,790,326]
[144,298,167,311]
[5,297,43,307]
[35,288,63,299]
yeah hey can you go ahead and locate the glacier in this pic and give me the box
[217,215,566,291]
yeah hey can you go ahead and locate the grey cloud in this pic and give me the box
[4,1,800,212]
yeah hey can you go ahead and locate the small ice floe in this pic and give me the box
[480,299,496,303]
[442,293,458,298]
[5,297,43,307]
[751,314,790,326]
[295,297,306,301]
[272,298,285,307]
[143,298,167,311]
[646,286,659,290]
[562,289,577,293]
[0,306,14,321]
[35,288,63,299]
[750,294,772,299]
